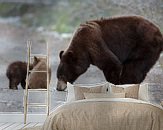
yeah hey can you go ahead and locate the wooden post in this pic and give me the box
[24,40,32,124]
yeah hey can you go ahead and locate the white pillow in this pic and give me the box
[138,83,163,105]
[66,82,109,102]
[84,92,125,99]
[67,82,75,102]
[110,84,140,99]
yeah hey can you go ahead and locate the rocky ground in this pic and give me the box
[0,18,162,112]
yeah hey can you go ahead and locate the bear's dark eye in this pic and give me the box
[59,75,66,80]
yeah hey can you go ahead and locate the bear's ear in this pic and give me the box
[32,56,39,67]
[33,56,39,65]
[34,56,38,62]
[66,51,77,63]
[59,51,64,59]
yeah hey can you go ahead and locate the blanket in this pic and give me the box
[23,98,163,130]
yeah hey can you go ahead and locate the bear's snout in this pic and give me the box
[56,80,67,91]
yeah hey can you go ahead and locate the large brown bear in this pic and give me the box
[6,62,33,89]
[28,57,51,89]
[56,16,163,91]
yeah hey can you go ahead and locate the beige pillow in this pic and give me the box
[84,92,125,99]
[66,82,109,102]
[111,84,140,99]
[138,83,163,105]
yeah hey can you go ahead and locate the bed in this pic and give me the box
[22,83,163,130]
[41,98,163,130]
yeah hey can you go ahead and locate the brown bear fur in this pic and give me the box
[56,16,163,91]
[28,57,51,89]
[6,61,34,89]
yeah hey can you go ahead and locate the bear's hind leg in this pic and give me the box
[120,41,162,84]
[120,57,157,84]
[120,61,145,84]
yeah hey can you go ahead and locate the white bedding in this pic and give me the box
[41,98,163,130]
